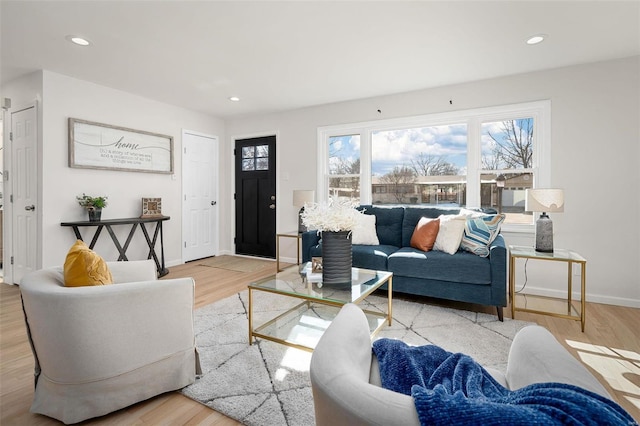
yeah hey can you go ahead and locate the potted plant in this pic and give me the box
[301,197,363,285]
[76,193,108,222]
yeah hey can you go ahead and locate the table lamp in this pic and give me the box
[525,188,564,252]
[293,190,315,233]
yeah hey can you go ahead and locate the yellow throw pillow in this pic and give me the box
[63,240,113,287]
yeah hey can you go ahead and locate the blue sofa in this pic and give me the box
[302,206,507,320]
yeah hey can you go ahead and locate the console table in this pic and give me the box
[61,216,170,277]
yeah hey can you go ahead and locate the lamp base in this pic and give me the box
[535,212,554,252]
[298,207,307,234]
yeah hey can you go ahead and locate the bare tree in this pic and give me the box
[411,153,458,176]
[485,119,533,169]
[380,166,416,203]
[329,158,360,198]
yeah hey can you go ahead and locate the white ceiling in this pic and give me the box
[2,1,639,119]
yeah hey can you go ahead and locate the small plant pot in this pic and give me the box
[88,208,102,222]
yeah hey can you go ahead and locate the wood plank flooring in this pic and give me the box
[1,259,638,424]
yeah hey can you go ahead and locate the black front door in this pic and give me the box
[234,136,276,258]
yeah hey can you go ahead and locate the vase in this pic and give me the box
[321,230,352,285]
[88,208,102,222]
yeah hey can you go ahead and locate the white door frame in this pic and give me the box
[181,129,219,262]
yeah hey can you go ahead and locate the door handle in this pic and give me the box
[25,205,35,211]
[211,201,217,206]
[269,204,276,209]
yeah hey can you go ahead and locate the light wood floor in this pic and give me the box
[1,259,638,424]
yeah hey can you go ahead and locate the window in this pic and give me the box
[317,101,550,231]
[480,118,535,225]
[241,144,269,171]
[372,124,467,206]
[328,134,360,199]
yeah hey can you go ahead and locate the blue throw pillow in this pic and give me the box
[460,214,505,257]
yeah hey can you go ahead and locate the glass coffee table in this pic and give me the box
[248,263,393,352]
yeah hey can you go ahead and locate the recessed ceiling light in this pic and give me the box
[526,34,546,45]
[66,35,91,46]
[229,96,240,102]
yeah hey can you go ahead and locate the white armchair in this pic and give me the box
[19,260,200,424]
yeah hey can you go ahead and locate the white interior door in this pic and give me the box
[182,130,218,262]
[11,106,38,283]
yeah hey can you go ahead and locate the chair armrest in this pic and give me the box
[107,259,157,283]
[311,304,419,426]
[20,274,196,384]
[506,325,611,399]
[301,230,321,263]
[489,234,507,306]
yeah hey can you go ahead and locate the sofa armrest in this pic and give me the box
[301,230,321,263]
[488,234,507,306]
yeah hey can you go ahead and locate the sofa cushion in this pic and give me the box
[352,245,397,270]
[388,247,491,285]
[410,217,440,252]
[359,206,404,247]
[401,207,461,247]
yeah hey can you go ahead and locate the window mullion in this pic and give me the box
[466,117,481,208]
[360,130,372,204]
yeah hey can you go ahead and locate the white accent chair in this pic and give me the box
[310,303,611,426]
[19,260,200,424]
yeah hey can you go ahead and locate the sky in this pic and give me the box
[329,118,532,176]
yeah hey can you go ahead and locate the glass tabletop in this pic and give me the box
[509,245,586,262]
[249,262,392,304]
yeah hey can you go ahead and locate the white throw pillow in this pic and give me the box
[433,214,466,254]
[351,214,380,245]
[457,208,487,219]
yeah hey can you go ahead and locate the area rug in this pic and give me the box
[181,291,533,426]
[197,255,273,273]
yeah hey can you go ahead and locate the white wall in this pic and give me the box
[226,56,640,307]
[3,70,224,270]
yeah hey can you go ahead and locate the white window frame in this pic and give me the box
[317,100,551,232]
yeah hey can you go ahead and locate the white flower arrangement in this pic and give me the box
[301,197,363,232]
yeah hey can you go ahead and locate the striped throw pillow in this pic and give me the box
[460,214,506,257]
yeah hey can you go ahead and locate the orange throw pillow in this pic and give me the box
[410,217,440,252]
[63,240,113,287]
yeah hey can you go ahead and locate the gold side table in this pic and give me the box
[509,245,586,332]
[276,231,301,272]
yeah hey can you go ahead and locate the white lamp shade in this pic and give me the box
[293,190,315,207]
[525,189,564,213]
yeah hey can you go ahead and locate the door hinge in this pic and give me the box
[184,147,187,154]
[184,241,186,248]
[233,148,236,156]
[10,256,14,265]
[9,132,13,142]
[10,194,13,203]
[233,193,236,200]
[233,237,237,244]
[3,171,7,181]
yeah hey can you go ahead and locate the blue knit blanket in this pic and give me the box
[372,339,637,425]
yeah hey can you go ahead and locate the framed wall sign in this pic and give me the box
[141,198,163,218]
[69,118,174,174]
